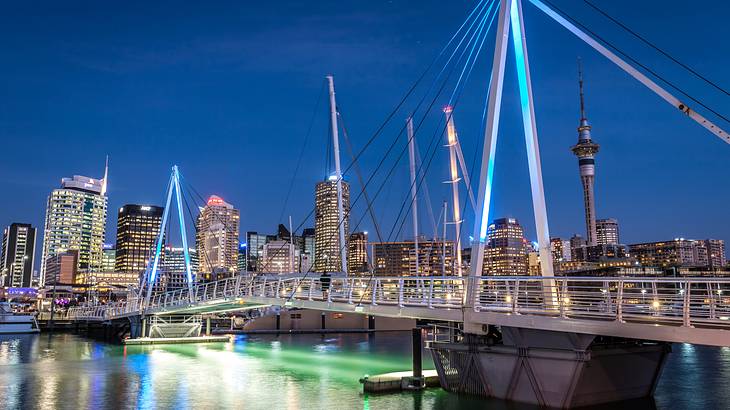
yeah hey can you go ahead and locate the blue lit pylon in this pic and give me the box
[468,0,554,301]
[144,165,195,306]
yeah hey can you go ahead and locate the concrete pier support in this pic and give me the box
[428,327,670,408]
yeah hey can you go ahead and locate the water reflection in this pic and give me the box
[0,333,727,409]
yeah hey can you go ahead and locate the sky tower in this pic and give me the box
[571,60,600,246]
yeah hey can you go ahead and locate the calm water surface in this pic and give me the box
[0,332,728,409]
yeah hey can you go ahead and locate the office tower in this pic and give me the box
[570,234,586,255]
[246,232,275,273]
[373,240,455,277]
[44,250,79,285]
[596,218,620,245]
[628,239,711,268]
[162,246,198,291]
[703,239,726,269]
[483,218,529,275]
[114,205,163,277]
[102,244,116,272]
[238,243,247,273]
[571,64,600,246]
[40,171,108,286]
[348,232,369,274]
[1,223,36,287]
[302,228,316,268]
[550,237,572,262]
[261,240,300,274]
[314,178,350,273]
[196,195,240,281]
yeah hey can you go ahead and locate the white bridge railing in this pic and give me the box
[67,275,730,330]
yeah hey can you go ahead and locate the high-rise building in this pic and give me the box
[1,223,36,287]
[484,218,529,275]
[550,237,572,262]
[261,240,300,274]
[571,65,600,246]
[44,250,79,285]
[246,232,275,273]
[570,234,586,255]
[703,239,726,269]
[314,178,350,273]
[373,240,454,277]
[162,246,198,291]
[238,242,247,273]
[114,205,163,276]
[348,232,369,274]
[40,172,108,286]
[302,228,316,268]
[196,195,240,281]
[596,218,620,245]
[628,239,711,268]
[102,244,116,272]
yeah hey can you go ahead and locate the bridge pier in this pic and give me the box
[428,327,670,408]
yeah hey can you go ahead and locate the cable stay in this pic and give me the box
[529,0,729,143]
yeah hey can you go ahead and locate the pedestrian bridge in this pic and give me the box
[67,274,730,347]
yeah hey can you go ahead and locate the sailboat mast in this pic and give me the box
[326,75,347,274]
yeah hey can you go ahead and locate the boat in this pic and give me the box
[0,302,40,334]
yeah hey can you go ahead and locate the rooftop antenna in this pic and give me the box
[101,155,109,196]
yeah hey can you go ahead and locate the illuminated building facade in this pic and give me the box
[195,195,240,281]
[484,218,529,275]
[596,218,620,245]
[1,223,36,287]
[261,240,300,274]
[114,205,163,276]
[373,240,454,277]
[628,239,712,268]
[550,237,572,262]
[162,246,199,291]
[314,179,350,273]
[40,174,108,285]
[704,239,726,269]
[102,244,116,272]
[44,250,78,285]
[348,232,369,274]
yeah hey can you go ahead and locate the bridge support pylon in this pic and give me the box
[428,327,670,408]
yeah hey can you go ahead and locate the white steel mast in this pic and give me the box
[444,106,463,276]
[406,117,420,275]
[326,75,348,274]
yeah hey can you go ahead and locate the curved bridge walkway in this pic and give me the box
[68,275,730,347]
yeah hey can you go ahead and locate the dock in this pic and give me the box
[123,335,231,345]
[360,370,440,393]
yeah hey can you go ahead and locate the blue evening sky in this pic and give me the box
[0,0,728,254]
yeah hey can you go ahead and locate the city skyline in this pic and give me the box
[1,0,729,260]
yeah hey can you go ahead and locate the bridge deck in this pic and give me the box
[67,275,730,347]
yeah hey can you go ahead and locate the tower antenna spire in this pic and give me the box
[578,58,587,122]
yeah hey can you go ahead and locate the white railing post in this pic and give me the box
[428,279,434,308]
[616,280,624,323]
[513,279,520,314]
[371,279,378,306]
[347,278,354,304]
[708,282,716,319]
[398,278,404,308]
[683,281,692,327]
[261,278,267,297]
[308,278,314,301]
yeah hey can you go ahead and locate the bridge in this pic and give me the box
[60,0,730,406]
[69,274,730,347]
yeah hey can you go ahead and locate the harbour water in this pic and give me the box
[0,332,728,409]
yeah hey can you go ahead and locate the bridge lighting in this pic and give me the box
[641,289,647,294]
[505,295,512,303]
[652,300,660,309]
[563,297,570,305]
